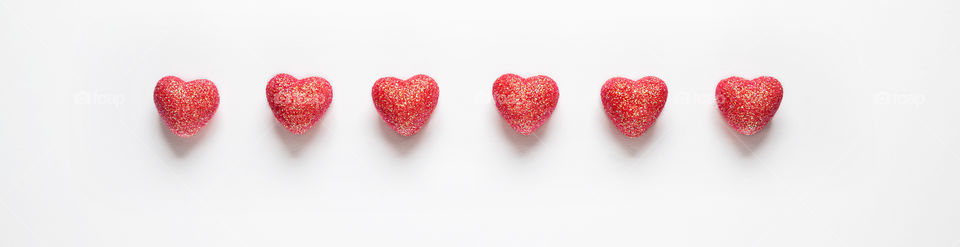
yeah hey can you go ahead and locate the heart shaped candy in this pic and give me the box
[601,76,668,137]
[493,74,560,135]
[266,73,333,135]
[154,76,220,137]
[372,74,439,136]
[715,76,783,135]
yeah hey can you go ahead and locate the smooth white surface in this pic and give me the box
[1,0,959,246]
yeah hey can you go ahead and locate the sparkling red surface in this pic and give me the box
[493,74,560,135]
[715,76,783,135]
[372,74,439,136]
[601,76,668,137]
[266,73,333,135]
[153,76,220,137]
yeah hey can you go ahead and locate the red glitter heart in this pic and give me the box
[266,73,333,135]
[715,76,783,135]
[601,76,668,137]
[153,76,220,137]
[493,74,560,135]
[372,74,439,136]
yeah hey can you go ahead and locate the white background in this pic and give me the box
[1,0,959,246]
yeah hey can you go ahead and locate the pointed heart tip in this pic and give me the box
[286,127,309,135]
[619,129,643,138]
[735,127,763,136]
[171,129,199,138]
[511,124,540,136]
[395,128,418,136]
[163,121,208,138]
[615,123,653,138]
